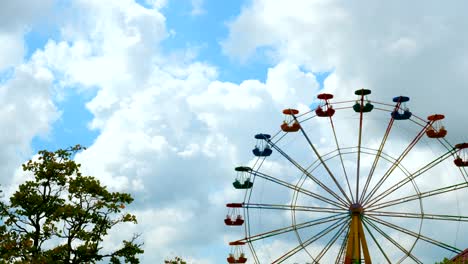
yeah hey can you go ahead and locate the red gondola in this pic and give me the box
[315,93,335,117]
[317,93,334,100]
[281,108,301,132]
[426,114,447,138]
[225,203,244,226]
[227,242,247,263]
[454,143,468,167]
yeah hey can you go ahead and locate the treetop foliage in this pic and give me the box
[0,145,143,263]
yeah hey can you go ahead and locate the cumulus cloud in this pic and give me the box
[223,0,468,140]
[0,58,59,191]
[0,0,54,70]
[0,0,58,190]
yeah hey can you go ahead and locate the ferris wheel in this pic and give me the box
[224,89,468,263]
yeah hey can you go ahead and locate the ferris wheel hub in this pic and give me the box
[349,203,364,215]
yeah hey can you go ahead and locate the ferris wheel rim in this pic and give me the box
[286,146,424,262]
[226,92,468,263]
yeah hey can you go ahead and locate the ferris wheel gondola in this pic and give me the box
[228,242,248,263]
[353,89,374,113]
[252,134,273,157]
[233,166,254,189]
[454,143,468,167]
[315,93,336,117]
[390,96,412,120]
[426,114,448,138]
[281,108,301,132]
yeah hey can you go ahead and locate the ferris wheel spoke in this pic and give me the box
[367,182,468,211]
[361,220,392,263]
[334,225,350,264]
[253,170,347,209]
[243,203,347,214]
[359,115,395,204]
[362,121,433,205]
[362,217,423,263]
[297,112,317,123]
[328,115,354,202]
[367,215,462,254]
[365,150,455,207]
[365,211,468,222]
[355,93,366,204]
[266,139,349,206]
[272,217,349,264]
[314,218,350,262]
[291,115,353,205]
[236,213,348,244]
[245,157,266,203]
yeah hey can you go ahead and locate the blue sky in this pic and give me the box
[1,0,468,263]
[30,0,255,152]
[28,0,331,155]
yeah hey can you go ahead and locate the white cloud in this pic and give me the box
[0,60,59,189]
[190,0,206,16]
[0,32,25,70]
[222,0,468,141]
[0,0,54,70]
[386,37,419,56]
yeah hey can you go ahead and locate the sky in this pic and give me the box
[1,0,468,263]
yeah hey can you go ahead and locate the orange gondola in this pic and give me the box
[281,108,301,132]
[315,93,335,117]
[454,143,468,167]
[426,114,447,138]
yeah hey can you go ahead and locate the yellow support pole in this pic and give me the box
[358,217,371,263]
[344,220,355,264]
[344,204,371,264]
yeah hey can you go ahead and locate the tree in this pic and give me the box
[0,145,143,263]
[164,256,187,264]
[435,257,468,264]
[435,258,454,264]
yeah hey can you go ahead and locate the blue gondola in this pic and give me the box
[391,110,412,120]
[252,134,272,157]
[391,95,412,120]
[392,96,410,103]
[254,134,271,140]
[253,147,272,157]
